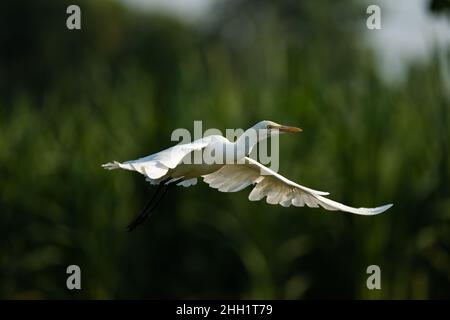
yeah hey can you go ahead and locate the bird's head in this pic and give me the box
[251,120,302,138]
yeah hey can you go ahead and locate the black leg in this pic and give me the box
[126,178,183,231]
[126,178,169,232]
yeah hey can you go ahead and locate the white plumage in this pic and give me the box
[203,157,391,215]
[103,120,392,230]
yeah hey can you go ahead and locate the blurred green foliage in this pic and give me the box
[0,0,449,299]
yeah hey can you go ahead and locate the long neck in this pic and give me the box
[234,128,263,160]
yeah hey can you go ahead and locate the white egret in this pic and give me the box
[102,121,393,231]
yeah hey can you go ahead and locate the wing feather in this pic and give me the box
[203,157,393,216]
[102,137,211,180]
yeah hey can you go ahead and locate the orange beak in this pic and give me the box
[276,125,303,133]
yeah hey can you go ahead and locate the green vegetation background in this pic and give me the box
[0,0,449,299]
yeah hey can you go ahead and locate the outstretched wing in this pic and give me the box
[202,157,392,215]
[102,137,211,180]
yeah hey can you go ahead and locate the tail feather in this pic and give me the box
[102,161,121,170]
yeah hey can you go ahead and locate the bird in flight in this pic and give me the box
[102,121,392,231]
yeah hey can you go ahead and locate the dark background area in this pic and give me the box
[0,0,449,299]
